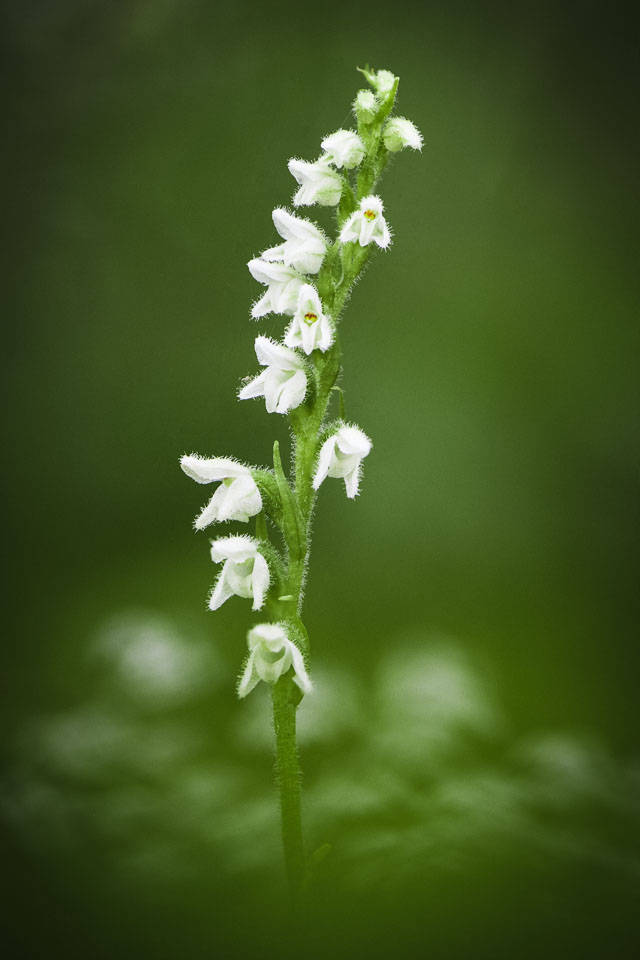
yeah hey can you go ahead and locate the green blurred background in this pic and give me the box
[2,0,639,957]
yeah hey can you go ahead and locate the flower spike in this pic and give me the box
[179,66,423,890]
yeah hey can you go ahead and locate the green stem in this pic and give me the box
[272,676,306,898]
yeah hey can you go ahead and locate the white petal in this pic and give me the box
[360,195,384,215]
[248,258,294,286]
[277,369,307,412]
[339,214,359,244]
[194,487,224,529]
[283,321,298,351]
[249,623,287,649]
[261,243,286,262]
[210,535,257,564]
[217,476,261,522]
[344,464,361,499]
[238,369,269,401]
[287,640,313,695]
[300,316,317,355]
[237,649,260,698]
[262,369,284,413]
[208,564,234,610]
[272,208,324,243]
[317,315,334,351]
[251,552,270,610]
[254,336,300,370]
[255,645,291,684]
[336,425,372,457]
[180,455,249,484]
[251,291,272,319]
[312,436,337,490]
[376,218,391,249]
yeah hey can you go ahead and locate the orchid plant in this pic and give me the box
[180,66,422,897]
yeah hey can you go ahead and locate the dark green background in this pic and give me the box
[3,1,638,957]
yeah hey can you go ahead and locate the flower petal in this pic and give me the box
[251,552,270,610]
[238,369,269,401]
[312,436,337,490]
[288,640,313,695]
[210,535,257,564]
[208,564,234,610]
[237,649,260,699]
[180,455,249,484]
[277,369,307,413]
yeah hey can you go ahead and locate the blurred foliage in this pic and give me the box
[2,0,639,956]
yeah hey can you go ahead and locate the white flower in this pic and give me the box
[238,623,312,699]
[247,259,306,318]
[373,69,397,95]
[383,117,423,152]
[208,535,270,611]
[284,283,333,355]
[313,423,372,499]
[340,195,391,249]
[261,208,327,275]
[238,336,307,414]
[288,157,343,207]
[321,130,365,170]
[180,455,262,529]
[353,89,378,122]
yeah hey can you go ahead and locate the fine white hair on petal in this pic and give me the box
[312,423,372,497]
[208,567,235,611]
[374,69,396,94]
[335,423,372,457]
[312,435,337,490]
[288,157,343,207]
[239,337,307,415]
[339,195,391,250]
[180,454,249,484]
[284,283,333,356]
[251,553,270,610]
[239,623,312,698]
[272,208,326,244]
[320,129,365,170]
[383,116,423,152]
[237,648,259,699]
[210,534,259,564]
[289,641,313,694]
[248,622,287,649]
[254,336,299,370]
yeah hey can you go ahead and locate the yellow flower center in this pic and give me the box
[304,312,318,326]
[364,209,376,221]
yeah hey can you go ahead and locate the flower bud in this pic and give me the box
[353,89,378,124]
[321,129,365,170]
[383,117,423,152]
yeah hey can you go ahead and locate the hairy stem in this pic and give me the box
[272,676,306,898]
